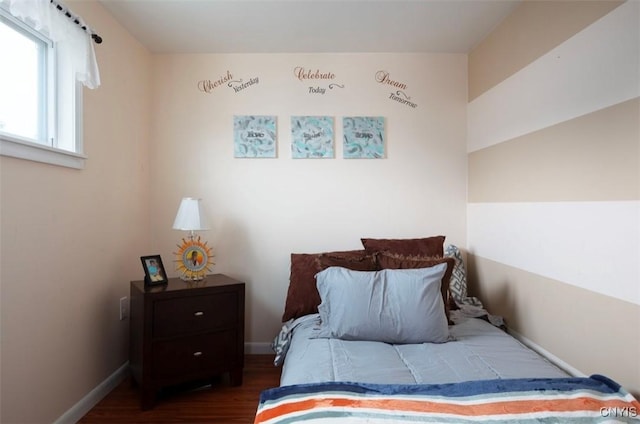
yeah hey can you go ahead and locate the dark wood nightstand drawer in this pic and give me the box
[130,275,245,409]
[151,330,237,381]
[153,292,238,338]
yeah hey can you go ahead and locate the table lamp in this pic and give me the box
[172,197,214,281]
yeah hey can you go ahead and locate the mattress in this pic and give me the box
[280,313,568,386]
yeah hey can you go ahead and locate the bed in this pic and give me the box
[255,237,640,423]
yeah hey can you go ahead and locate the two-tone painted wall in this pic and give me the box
[467,1,639,395]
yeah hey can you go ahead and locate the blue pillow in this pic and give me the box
[316,266,450,344]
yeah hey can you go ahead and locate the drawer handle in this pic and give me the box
[193,351,203,357]
[194,311,204,317]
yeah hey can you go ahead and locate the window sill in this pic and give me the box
[0,135,86,169]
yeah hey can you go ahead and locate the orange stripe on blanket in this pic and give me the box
[255,396,640,423]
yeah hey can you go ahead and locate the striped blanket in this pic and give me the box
[254,375,640,423]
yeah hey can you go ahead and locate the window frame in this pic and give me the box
[0,4,87,170]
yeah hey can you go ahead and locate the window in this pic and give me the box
[0,15,46,140]
[0,4,86,169]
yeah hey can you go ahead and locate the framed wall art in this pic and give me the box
[343,116,385,159]
[234,115,277,158]
[291,116,334,158]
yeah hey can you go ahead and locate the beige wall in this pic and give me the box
[468,0,623,101]
[148,52,468,345]
[467,256,640,387]
[469,98,639,202]
[467,0,639,396]
[0,1,152,423]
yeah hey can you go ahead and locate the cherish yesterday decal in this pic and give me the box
[197,70,260,94]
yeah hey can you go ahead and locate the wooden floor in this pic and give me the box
[79,355,281,423]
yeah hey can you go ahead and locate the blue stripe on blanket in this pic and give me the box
[259,374,623,403]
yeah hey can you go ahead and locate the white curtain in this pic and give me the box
[3,0,101,89]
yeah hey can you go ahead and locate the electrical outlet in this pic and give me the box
[119,296,128,320]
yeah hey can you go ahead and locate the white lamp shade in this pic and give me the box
[172,197,210,231]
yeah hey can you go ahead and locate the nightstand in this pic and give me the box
[129,274,245,409]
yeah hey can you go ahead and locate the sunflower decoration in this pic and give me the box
[174,235,214,280]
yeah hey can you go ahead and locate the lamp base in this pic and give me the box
[173,234,215,282]
[179,274,207,282]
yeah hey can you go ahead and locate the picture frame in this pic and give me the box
[233,115,277,158]
[343,116,385,159]
[140,255,169,286]
[291,116,334,158]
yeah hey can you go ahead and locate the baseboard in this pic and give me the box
[53,362,129,424]
[245,342,273,355]
[55,343,271,422]
[507,327,587,378]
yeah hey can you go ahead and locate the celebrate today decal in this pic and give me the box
[293,67,345,95]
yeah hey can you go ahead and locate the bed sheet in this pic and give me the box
[280,314,568,386]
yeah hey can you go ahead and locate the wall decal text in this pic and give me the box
[198,70,233,93]
[228,77,260,93]
[375,70,418,108]
[294,67,335,81]
[294,67,345,95]
[309,86,326,94]
[375,71,407,90]
[389,90,417,108]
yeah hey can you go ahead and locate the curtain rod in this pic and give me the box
[49,0,102,44]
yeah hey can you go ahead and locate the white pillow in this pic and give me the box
[316,265,449,344]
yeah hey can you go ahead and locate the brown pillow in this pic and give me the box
[318,251,378,270]
[375,251,455,322]
[282,250,378,322]
[361,236,446,257]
